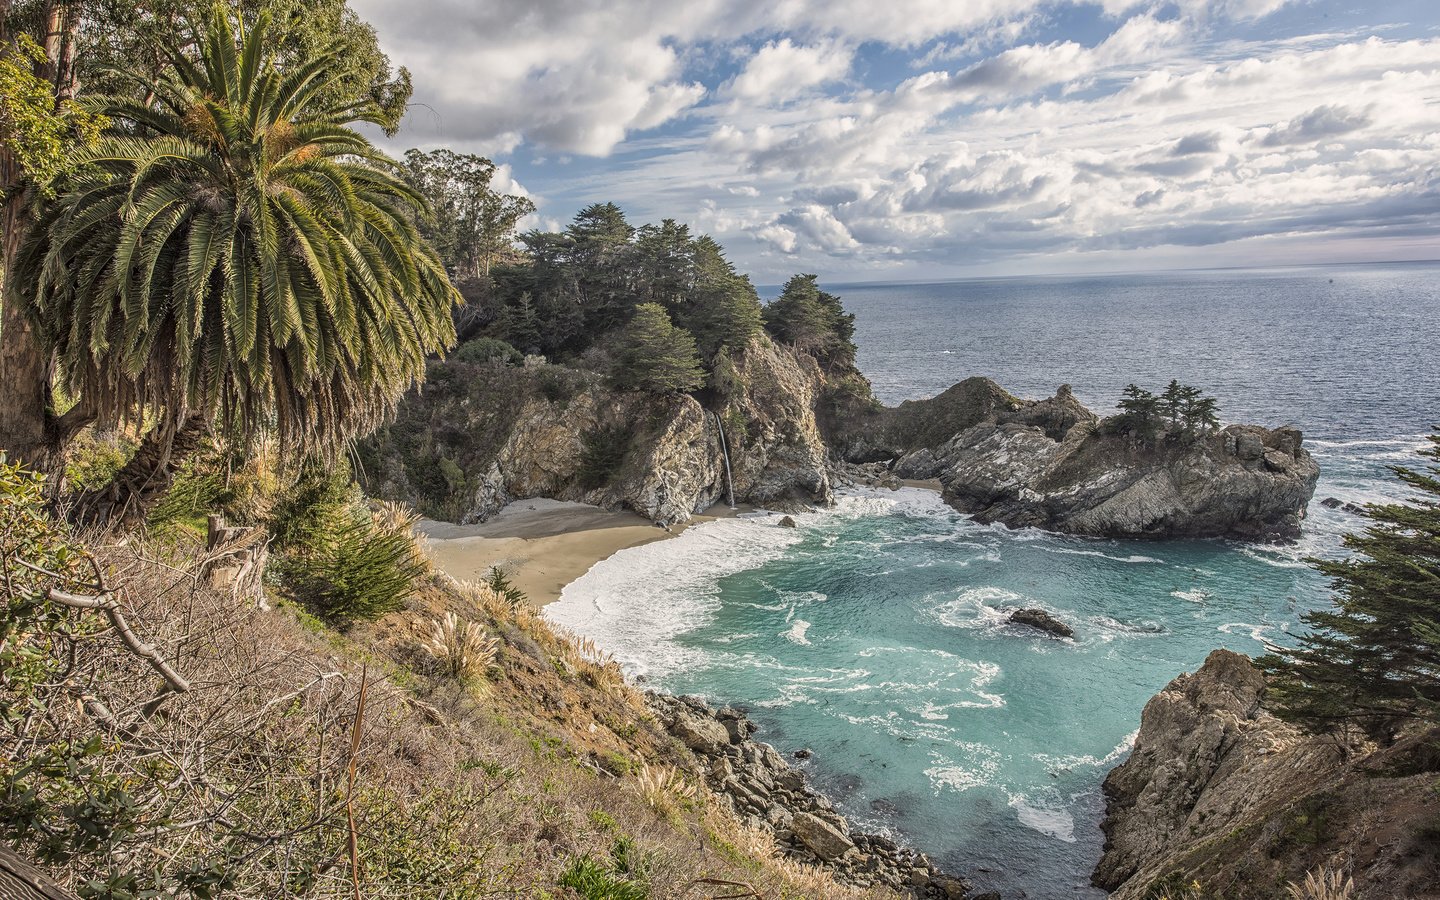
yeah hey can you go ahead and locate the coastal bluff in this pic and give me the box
[834,378,1320,540]
[1094,650,1440,899]
[367,343,1318,540]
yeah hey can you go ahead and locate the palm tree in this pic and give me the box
[12,6,457,520]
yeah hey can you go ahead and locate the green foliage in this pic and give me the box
[270,465,427,625]
[579,425,634,490]
[146,456,228,533]
[0,460,137,870]
[76,0,413,134]
[557,848,650,900]
[454,336,524,367]
[485,566,528,609]
[0,34,107,199]
[63,436,132,492]
[403,148,535,278]
[0,458,86,725]
[610,303,704,395]
[1115,381,1220,443]
[762,274,856,371]
[1261,433,1440,742]
[268,465,359,550]
[16,7,457,460]
[1118,384,1162,442]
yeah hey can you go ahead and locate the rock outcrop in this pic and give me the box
[647,693,972,898]
[833,378,1318,540]
[1095,650,1440,899]
[1008,607,1074,638]
[363,337,831,525]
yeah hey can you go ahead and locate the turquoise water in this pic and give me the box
[547,263,1439,897]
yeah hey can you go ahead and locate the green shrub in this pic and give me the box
[276,504,428,626]
[579,425,632,490]
[147,458,229,534]
[63,435,131,492]
[485,566,527,608]
[268,465,359,551]
[454,336,523,367]
[270,467,428,625]
[557,854,648,900]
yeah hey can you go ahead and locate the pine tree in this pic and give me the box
[610,303,704,395]
[1191,395,1221,433]
[1160,379,1186,428]
[1261,433,1440,742]
[1117,384,1160,442]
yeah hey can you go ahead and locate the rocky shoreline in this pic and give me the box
[646,693,977,899]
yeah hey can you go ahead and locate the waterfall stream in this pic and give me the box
[713,412,736,509]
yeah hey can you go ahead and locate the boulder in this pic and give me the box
[1008,607,1074,638]
[778,515,797,528]
[791,811,854,861]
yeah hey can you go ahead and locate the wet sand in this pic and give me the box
[417,499,741,606]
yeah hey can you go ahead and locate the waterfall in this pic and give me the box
[713,411,736,509]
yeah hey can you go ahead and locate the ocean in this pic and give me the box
[545,262,1440,898]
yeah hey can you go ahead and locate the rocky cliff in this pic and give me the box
[834,379,1318,540]
[362,336,831,525]
[1095,650,1440,899]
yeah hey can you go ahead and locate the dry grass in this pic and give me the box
[421,611,499,679]
[3,526,893,900]
[1286,867,1356,900]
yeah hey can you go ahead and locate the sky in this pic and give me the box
[350,0,1440,282]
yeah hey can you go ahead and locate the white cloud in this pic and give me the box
[726,39,853,103]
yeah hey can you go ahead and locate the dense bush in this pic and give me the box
[453,336,523,367]
[579,425,634,490]
[270,467,429,626]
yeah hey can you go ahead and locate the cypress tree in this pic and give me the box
[1261,433,1440,742]
[610,303,705,395]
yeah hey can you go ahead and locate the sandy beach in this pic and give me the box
[417,499,741,606]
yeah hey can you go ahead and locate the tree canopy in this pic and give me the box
[609,303,704,395]
[402,148,534,279]
[14,6,457,463]
[762,273,856,371]
[1262,433,1440,742]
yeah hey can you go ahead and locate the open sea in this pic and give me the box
[546,262,1440,898]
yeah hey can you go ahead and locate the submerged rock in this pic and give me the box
[1008,607,1075,638]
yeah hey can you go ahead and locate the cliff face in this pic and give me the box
[1095,650,1440,899]
[363,336,831,525]
[836,379,1318,540]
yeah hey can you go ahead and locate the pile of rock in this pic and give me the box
[646,693,972,898]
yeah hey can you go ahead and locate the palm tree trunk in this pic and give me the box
[0,0,82,473]
[70,414,213,528]
[0,192,53,467]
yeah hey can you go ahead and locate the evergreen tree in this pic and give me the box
[567,202,636,333]
[1159,379,1186,428]
[1261,433,1440,742]
[676,236,763,360]
[1117,384,1160,442]
[610,303,704,394]
[762,274,857,371]
[1189,395,1221,433]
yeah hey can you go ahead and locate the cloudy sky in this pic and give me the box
[352,0,1440,282]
